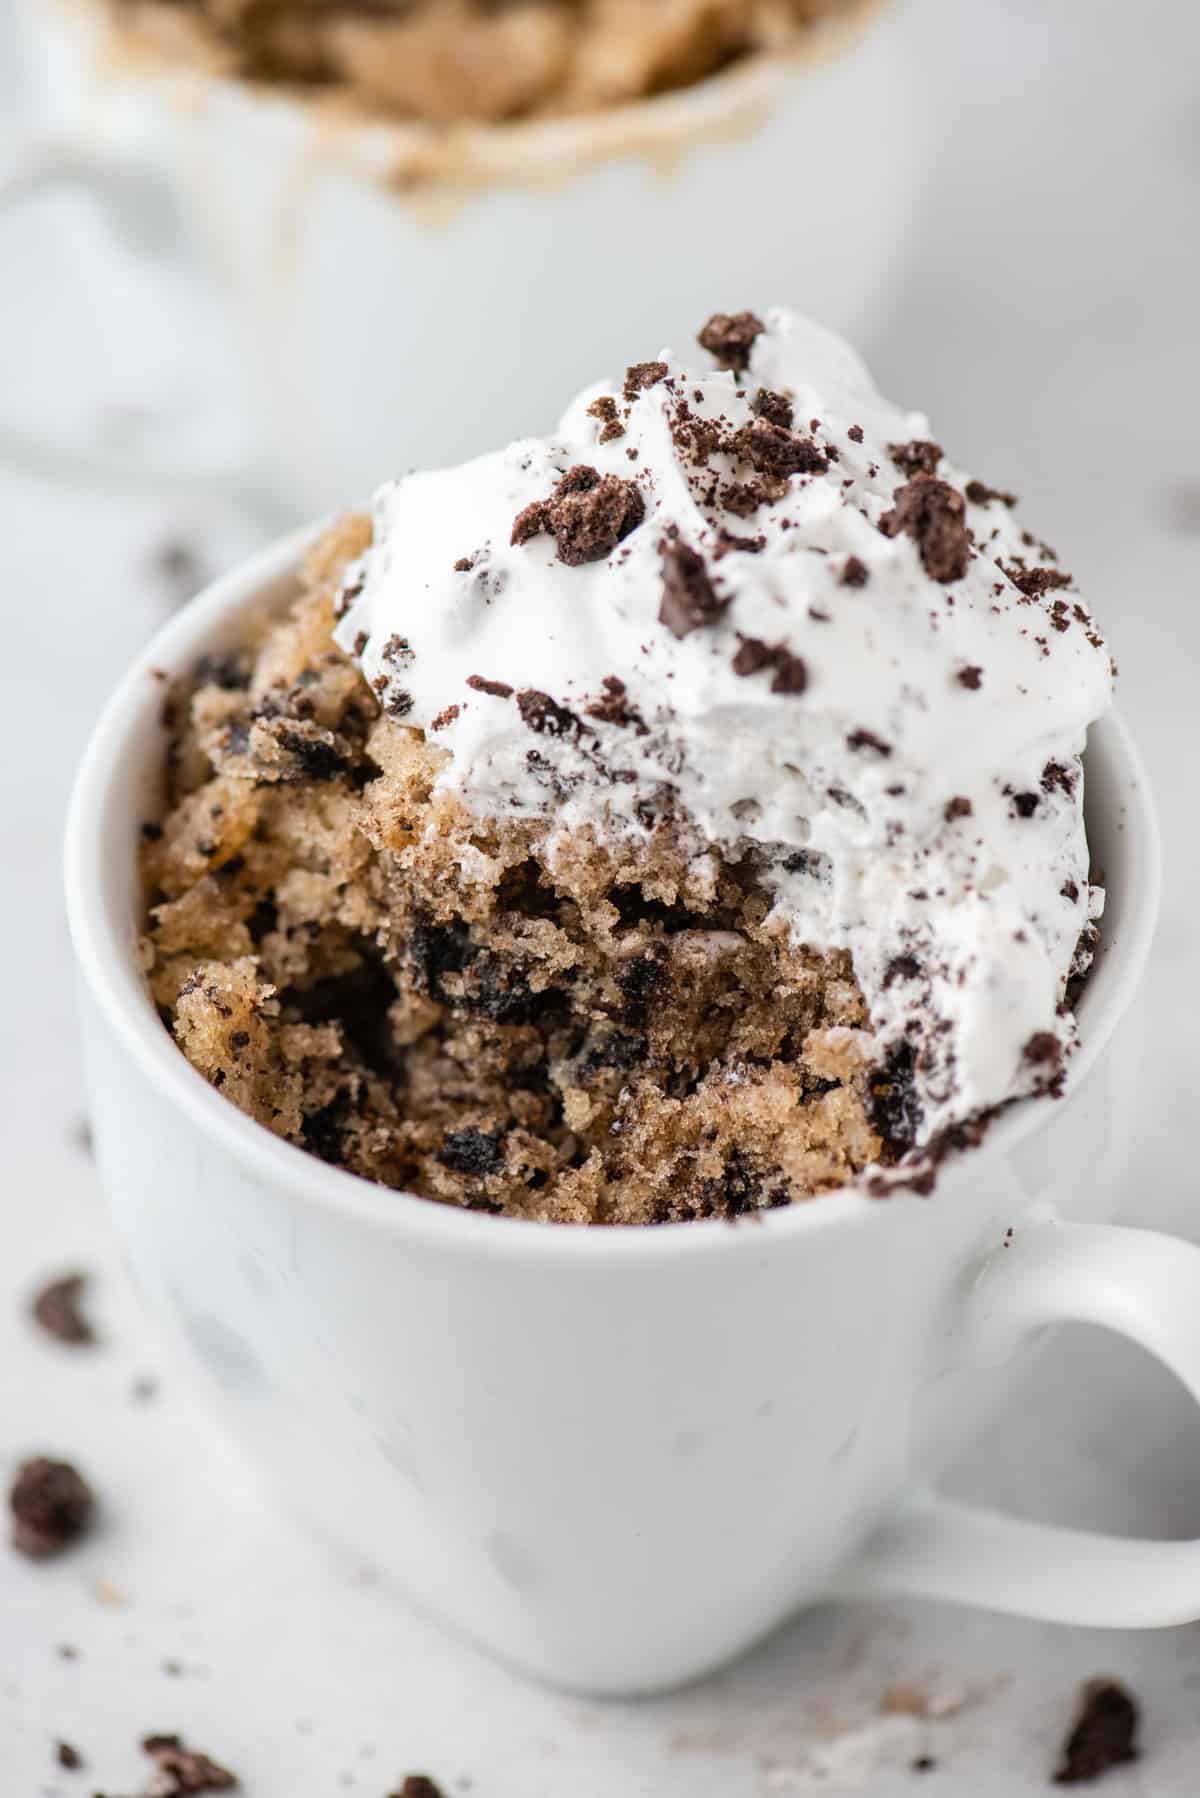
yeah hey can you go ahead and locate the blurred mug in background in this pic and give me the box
[3,0,923,523]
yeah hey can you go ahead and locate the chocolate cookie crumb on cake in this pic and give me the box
[105,0,870,127]
[141,308,1112,1224]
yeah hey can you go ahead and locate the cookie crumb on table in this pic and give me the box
[1054,1678,1140,1785]
[8,1456,94,1559]
[141,1732,239,1794]
[31,1272,95,1346]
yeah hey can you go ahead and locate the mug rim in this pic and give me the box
[64,524,1162,1265]
[51,0,891,189]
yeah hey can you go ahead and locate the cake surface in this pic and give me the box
[141,309,1111,1222]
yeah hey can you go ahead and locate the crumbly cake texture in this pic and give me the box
[142,521,885,1222]
[106,0,863,126]
[143,309,1110,1223]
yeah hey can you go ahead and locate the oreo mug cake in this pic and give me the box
[140,309,1112,1224]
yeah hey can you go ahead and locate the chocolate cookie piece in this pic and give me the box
[141,1732,238,1794]
[9,1457,94,1559]
[658,535,728,638]
[1054,1679,1139,1784]
[512,465,644,566]
[878,476,972,583]
[31,1273,94,1346]
[697,310,765,371]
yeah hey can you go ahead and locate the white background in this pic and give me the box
[2,0,1200,1790]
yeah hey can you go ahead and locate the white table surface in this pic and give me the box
[3,0,1200,1790]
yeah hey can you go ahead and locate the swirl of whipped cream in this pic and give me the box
[335,308,1112,1144]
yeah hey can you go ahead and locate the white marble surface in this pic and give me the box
[3,0,1200,1790]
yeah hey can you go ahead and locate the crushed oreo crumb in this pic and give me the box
[274,727,354,780]
[1024,1030,1062,1066]
[465,674,513,699]
[944,796,973,822]
[879,477,972,583]
[847,424,864,444]
[957,665,983,690]
[438,1127,504,1177]
[31,1273,94,1346]
[658,534,728,639]
[1042,759,1077,798]
[846,729,892,757]
[883,955,922,987]
[453,555,474,573]
[517,688,586,738]
[511,464,644,566]
[585,675,646,733]
[391,1780,448,1798]
[1054,1679,1139,1785]
[696,310,765,371]
[869,1043,923,1156]
[732,636,808,695]
[734,417,828,477]
[840,555,869,587]
[9,1457,94,1559]
[751,387,794,428]
[623,360,668,399]
[713,527,765,558]
[720,473,789,517]
[965,478,1017,507]
[1005,561,1073,599]
[587,395,625,443]
[889,440,943,478]
[141,1732,238,1794]
[56,1740,83,1771]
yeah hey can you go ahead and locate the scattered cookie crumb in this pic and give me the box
[56,1740,84,1771]
[1054,1678,1140,1784]
[141,1731,238,1793]
[391,1779,448,1798]
[31,1272,94,1346]
[8,1457,94,1559]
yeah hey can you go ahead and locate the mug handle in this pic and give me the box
[837,1218,1200,1625]
[0,130,282,516]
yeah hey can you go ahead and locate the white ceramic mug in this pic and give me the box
[66,528,1191,1699]
[7,0,921,521]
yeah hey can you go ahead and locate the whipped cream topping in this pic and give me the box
[335,308,1112,1147]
